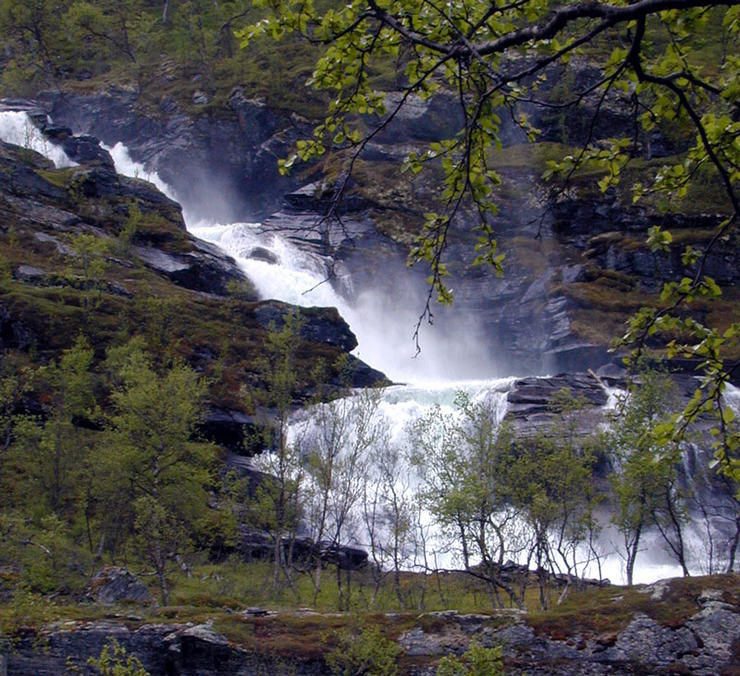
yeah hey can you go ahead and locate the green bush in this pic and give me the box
[326,625,401,676]
[436,640,504,676]
[87,639,149,676]
[0,584,55,638]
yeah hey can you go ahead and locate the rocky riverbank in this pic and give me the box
[4,574,739,675]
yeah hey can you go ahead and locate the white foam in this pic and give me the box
[0,110,77,168]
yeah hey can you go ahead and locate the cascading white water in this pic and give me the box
[0,111,77,168]
[104,139,492,382]
[189,218,502,382]
[724,383,740,412]
[103,142,174,196]
[2,109,734,584]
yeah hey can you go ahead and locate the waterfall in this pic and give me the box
[100,138,496,382]
[724,383,740,413]
[189,217,501,383]
[0,110,76,168]
[2,109,735,585]
[104,142,175,197]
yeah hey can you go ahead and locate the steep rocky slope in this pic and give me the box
[0,112,385,450]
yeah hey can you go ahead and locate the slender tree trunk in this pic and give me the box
[312,559,323,606]
[158,562,169,606]
[311,494,329,605]
[536,538,549,611]
[393,557,405,609]
[85,497,94,553]
[655,495,690,576]
[625,521,642,587]
[335,563,344,610]
[272,535,282,590]
[283,532,299,599]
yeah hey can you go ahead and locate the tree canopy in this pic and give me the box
[238,0,740,489]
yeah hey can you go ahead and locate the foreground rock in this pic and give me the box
[5,575,738,675]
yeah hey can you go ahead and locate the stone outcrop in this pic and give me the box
[8,621,273,676]
[86,567,154,605]
[399,580,740,675]
[237,526,369,571]
[0,131,246,299]
[507,372,608,411]
[130,240,247,297]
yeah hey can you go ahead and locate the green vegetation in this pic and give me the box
[0,339,215,603]
[88,639,150,676]
[0,2,739,671]
[410,389,603,612]
[241,312,311,597]
[1,139,731,625]
[0,0,328,116]
[605,370,686,585]
[107,348,216,605]
[326,625,401,676]
[0,146,391,621]
[3,256,720,634]
[436,640,503,676]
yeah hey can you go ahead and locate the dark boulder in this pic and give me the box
[48,128,116,171]
[201,408,262,455]
[131,239,246,297]
[340,355,389,388]
[504,372,612,441]
[507,373,609,410]
[0,140,67,202]
[86,567,154,605]
[247,246,279,264]
[253,300,358,352]
[237,526,369,571]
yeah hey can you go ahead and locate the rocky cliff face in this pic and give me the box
[257,161,734,375]
[36,87,312,223]
[31,67,736,376]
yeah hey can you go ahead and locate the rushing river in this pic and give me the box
[1,110,736,584]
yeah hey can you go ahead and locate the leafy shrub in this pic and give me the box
[436,640,503,676]
[87,639,149,676]
[0,584,55,638]
[326,625,401,676]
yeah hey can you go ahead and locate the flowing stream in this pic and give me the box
[2,111,736,585]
